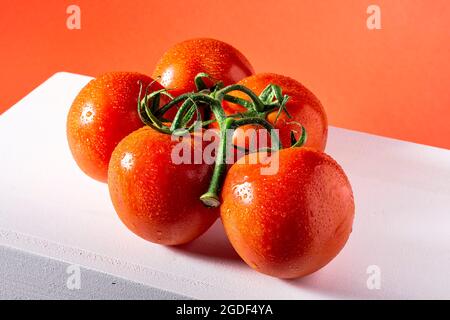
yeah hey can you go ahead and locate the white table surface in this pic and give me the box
[0,72,449,299]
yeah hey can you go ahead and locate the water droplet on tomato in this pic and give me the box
[160,67,174,87]
[120,152,134,170]
[80,104,95,125]
[232,182,253,204]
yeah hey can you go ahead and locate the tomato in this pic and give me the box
[225,73,328,151]
[220,147,354,279]
[108,126,219,245]
[67,72,163,182]
[152,38,254,97]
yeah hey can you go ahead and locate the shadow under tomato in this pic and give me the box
[280,272,368,299]
[170,220,241,261]
[280,259,403,300]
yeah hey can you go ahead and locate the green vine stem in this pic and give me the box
[199,116,281,208]
[137,73,308,208]
[199,117,234,207]
[222,94,253,109]
[170,94,222,130]
[137,82,172,134]
[232,117,283,150]
[194,73,211,91]
[214,84,266,113]
[289,122,308,148]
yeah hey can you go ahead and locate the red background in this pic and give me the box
[1,0,449,148]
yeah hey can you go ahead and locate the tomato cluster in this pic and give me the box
[66,38,354,279]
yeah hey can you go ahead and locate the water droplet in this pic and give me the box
[232,182,253,204]
[80,104,95,124]
[121,152,134,170]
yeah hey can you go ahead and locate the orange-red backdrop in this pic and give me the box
[1,0,449,149]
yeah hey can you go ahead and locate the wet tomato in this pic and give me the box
[67,72,162,182]
[226,73,328,151]
[220,147,354,279]
[153,38,254,97]
[108,127,219,245]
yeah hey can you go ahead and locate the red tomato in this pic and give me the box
[225,73,328,151]
[67,72,163,182]
[152,38,254,97]
[221,148,354,279]
[108,127,219,245]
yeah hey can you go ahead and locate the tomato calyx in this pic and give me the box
[137,73,308,208]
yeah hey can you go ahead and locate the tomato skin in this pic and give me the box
[67,72,162,182]
[153,38,254,97]
[108,127,219,245]
[220,148,354,279]
[226,73,328,151]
